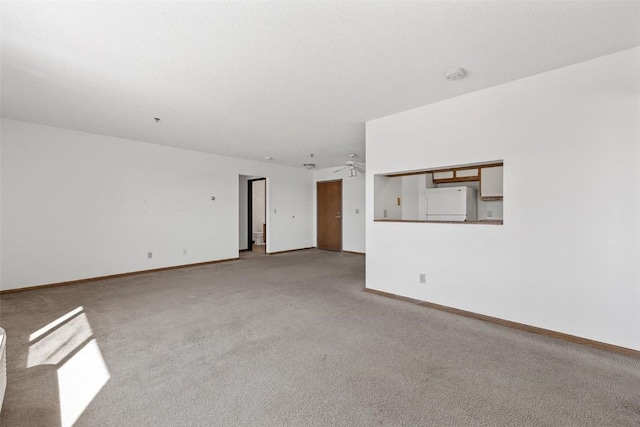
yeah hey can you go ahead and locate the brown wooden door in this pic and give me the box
[317,180,342,251]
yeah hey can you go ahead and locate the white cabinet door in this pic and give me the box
[480,166,503,199]
[455,168,479,178]
[433,171,454,180]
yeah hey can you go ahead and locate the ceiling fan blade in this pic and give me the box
[333,167,347,173]
[355,166,365,173]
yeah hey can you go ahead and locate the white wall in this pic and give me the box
[313,167,366,253]
[1,119,314,290]
[365,47,640,351]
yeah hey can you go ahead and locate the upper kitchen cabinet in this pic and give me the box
[432,167,479,183]
[480,166,503,200]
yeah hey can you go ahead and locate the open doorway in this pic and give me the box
[248,178,266,253]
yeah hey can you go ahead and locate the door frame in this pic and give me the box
[248,177,266,251]
[316,179,343,251]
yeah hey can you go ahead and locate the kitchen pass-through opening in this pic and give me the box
[373,160,503,224]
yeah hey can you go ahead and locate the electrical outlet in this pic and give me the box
[383,209,388,218]
[419,273,426,284]
[274,208,277,214]
[487,210,493,218]
[147,252,153,259]
[183,248,187,255]
[355,209,360,214]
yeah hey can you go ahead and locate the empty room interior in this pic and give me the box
[1,1,640,426]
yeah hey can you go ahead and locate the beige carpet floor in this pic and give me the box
[0,249,639,426]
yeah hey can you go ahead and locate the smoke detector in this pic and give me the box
[445,68,466,80]
[303,154,316,169]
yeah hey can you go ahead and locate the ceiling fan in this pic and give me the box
[333,154,365,177]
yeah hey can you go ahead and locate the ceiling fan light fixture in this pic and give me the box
[303,163,316,169]
[334,154,365,177]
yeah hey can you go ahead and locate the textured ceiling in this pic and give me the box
[2,1,640,168]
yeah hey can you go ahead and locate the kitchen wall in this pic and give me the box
[401,175,425,220]
[365,47,640,350]
[313,166,365,253]
[373,175,402,220]
[1,119,314,290]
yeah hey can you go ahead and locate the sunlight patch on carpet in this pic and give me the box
[27,306,110,427]
[57,339,110,427]
[29,306,84,342]
[27,312,93,367]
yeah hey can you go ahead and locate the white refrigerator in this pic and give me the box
[425,186,477,221]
